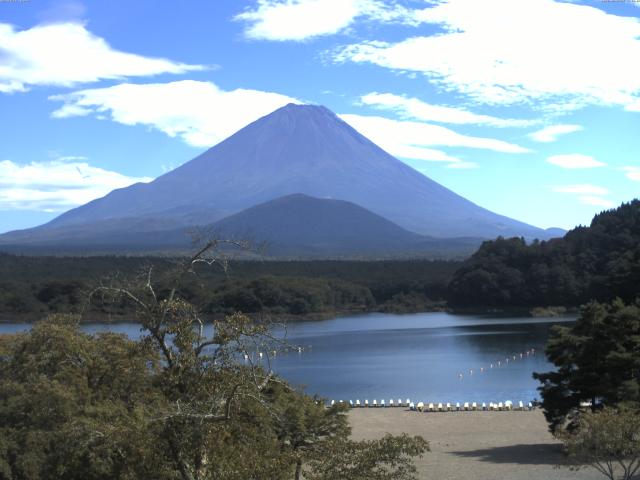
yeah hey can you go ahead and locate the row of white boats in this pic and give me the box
[329,399,535,411]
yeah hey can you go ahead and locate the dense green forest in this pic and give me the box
[0,255,458,321]
[3,200,639,320]
[448,200,640,308]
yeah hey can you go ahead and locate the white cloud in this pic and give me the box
[528,124,583,143]
[360,92,536,127]
[552,184,613,208]
[51,80,525,164]
[339,114,530,163]
[50,80,300,147]
[622,166,640,181]
[579,196,615,208]
[0,22,203,93]
[235,0,412,41]
[0,159,152,211]
[546,154,606,169]
[552,184,609,195]
[334,0,640,111]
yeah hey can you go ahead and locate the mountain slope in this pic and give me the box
[0,103,556,248]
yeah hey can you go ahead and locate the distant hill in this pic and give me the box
[448,200,640,307]
[0,103,560,253]
[209,194,482,257]
[0,194,483,258]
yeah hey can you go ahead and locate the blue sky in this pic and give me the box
[0,0,638,234]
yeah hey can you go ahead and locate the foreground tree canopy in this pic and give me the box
[534,299,640,433]
[448,200,640,308]
[0,244,427,480]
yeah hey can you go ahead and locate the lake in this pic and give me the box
[0,312,568,405]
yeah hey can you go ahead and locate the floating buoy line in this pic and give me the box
[456,348,536,380]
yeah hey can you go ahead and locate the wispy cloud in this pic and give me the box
[360,92,537,127]
[552,184,613,208]
[334,0,640,111]
[622,166,640,181]
[235,0,412,41]
[50,80,299,147]
[546,154,606,169]
[338,113,528,168]
[0,159,152,211]
[0,22,203,93]
[579,196,615,208]
[528,124,583,143]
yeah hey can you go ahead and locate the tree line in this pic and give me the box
[448,200,640,308]
[0,256,457,321]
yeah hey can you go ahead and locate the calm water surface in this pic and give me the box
[0,312,570,404]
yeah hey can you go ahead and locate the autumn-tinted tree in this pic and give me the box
[560,407,640,480]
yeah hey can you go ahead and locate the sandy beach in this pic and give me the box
[348,408,602,480]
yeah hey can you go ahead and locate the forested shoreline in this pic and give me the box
[2,200,638,322]
[0,255,458,322]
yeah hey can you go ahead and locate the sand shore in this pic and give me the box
[348,408,602,480]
